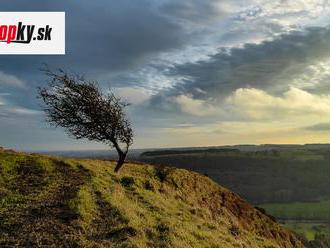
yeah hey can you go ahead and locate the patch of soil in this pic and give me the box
[8,159,49,194]
[88,190,133,244]
[0,160,90,247]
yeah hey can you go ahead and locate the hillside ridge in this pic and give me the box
[0,149,304,247]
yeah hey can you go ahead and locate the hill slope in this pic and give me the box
[0,149,304,247]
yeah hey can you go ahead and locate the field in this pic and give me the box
[260,201,330,221]
[259,201,330,241]
[284,223,330,241]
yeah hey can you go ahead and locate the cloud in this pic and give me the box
[159,0,227,24]
[305,123,330,131]
[164,27,330,100]
[146,27,330,123]
[147,86,330,147]
[9,107,41,115]
[174,94,218,116]
[0,71,25,88]
[226,87,330,120]
[0,0,188,85]
[3,0,330,149]
[167,86,330,123]
[0,105,41,117]
[114,87,150,105]
[0,95,40,118]
[288,58,330,92]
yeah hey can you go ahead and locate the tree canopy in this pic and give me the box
[38,69,133,172]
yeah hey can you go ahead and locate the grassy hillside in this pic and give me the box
[0,149,304,247]
[141,149,330,245]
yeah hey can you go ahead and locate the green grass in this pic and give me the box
[260,200,330,242]
[283,223,330,241]
[260,200,330,221]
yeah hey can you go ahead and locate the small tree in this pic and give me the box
[38,69,133,172]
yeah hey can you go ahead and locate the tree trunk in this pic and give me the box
[114,150,127,173]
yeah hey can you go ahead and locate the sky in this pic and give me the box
[2,1,330,151]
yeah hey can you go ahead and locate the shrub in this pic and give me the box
[120,176,135,189]
[255,206,277,222]
[144,180,154,191]
[154,165,175,182]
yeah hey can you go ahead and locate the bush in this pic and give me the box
[154,165,175,182]
[120,176,135,189]
[144,180,154,191]
[255,206,277,222]
[255,206,266,214]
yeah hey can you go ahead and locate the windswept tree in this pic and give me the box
[38,69,133,172]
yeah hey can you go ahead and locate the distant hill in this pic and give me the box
[140,144,330,156]
[37,143,330,160]
[140,148,330,204]
[0,149,304,247]
[140,148,240,157]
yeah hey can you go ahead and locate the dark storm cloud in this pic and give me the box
[0,0,229,83]
[159,0,224,23]
[0,0,185,74]
[0,0,192,112]
[0,0,232,116]
[162,26,330,100]
[0,0,227,150]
